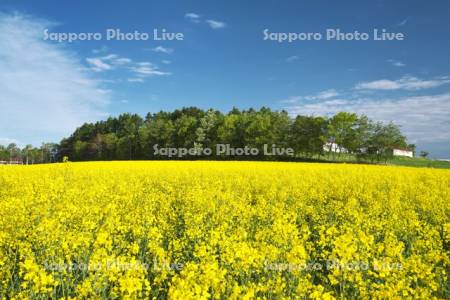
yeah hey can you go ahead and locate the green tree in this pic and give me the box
[291,116,327,157]
[173,115,198,148]
[195,109,220,150]
[37,106,411,163]
[22,144,33,164]
[116,113,144,160]
[408,144,417,157]
[368,122,407,163]
[7,143,21,161]
[327,112,358,158]
[140,112,175,158]
[420,150,429,158]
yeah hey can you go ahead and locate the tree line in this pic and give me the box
[2,107,414,164]
[0,143,58,164]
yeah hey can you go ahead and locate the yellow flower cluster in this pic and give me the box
[0,161,448,299]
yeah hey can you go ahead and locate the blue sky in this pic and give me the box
[0,0,449,157]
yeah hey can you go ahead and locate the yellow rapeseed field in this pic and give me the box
[0,161,449,299]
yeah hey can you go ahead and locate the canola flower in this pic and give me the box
[0,161,449,299]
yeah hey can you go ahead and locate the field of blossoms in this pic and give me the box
[0,161,449,299]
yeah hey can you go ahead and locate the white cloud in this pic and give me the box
[310,89,339,100]
[280,89,339,103]
[387,59,405,67]
[136,62,153,67]
[113,57,132,65]
[0,13,110,146]
[396,17,410,27]
[101,54,116,60]
[85,53,170,83]
[161,60,171,64]
[185,13,226,29]
[355,76,450,91]
[132,67,170,76]
[206,19,226,29]
[95,88,112,95]
[279,96,303,104]
[152,46,173,54]
[129,62,171,80]
[86,54,132,71]
[286,56,299,63]
[86,57,112,71]
[127,78,144,83]
[185,12,201,23]
[92,45,109,54]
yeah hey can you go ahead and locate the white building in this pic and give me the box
[323,142,348,153]
[393,148,414,158]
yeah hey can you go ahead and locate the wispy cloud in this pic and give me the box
[0,12,109,145]
[280,89,339,103]
[127,78,144,83]
[286,55,299,63]
[279,96,303,104]
[206,19,226,29]
[131,67,170,76]
[112,57,132,65]
[92,45,109,54]
[86,54,132,71]
[128,62,171,82]
[387,59,405,67]
[185,13,227,29]
[355,76,450,91]
[151,45,174,54]
[309,89,339,100]
[396,17,410,27]
[86,57,112,72]
[86,53,169,83]
[185,12,201,23]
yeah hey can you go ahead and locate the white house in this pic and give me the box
[323,142,348,153]
[393,148,414,158]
